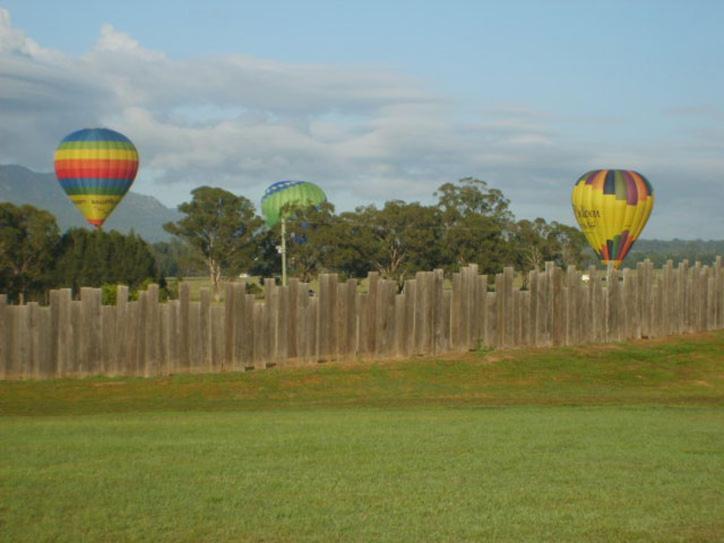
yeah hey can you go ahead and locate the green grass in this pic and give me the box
[1,332,723,542]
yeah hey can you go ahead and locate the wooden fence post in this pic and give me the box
[463,265,479,349]
[366,272,379,354]
[651,274,663,338]
[81,288,100,375]
[403,280,416,356]
[416,272,434,354]
[551,266,565,346]
[189,301,202,371]
[250,301,263,368]
[285,279,299,360]
[159,302,172,375]
[494,273,504,348]
[395,292,406,356]
[357,293,368,358]
[527,271,538,346]
[662,260,673,336]
[38,307,52,379]
[166,299,179,374]
[224,282,235,368]
[503,267,515,348]
[0,295,7,379]
[275,283,288,366]
[335,281,348,359]
[565,265,577,346]
[10,305,26,378]
[114,286,128,375]
[699,266,709,332]
[707,269,716,331]
[179,282,190,369]
[376,279,396,356]
[242,294,255,369]
[677,261,689,334]
[136,291,148,375]
[26,302,39,378]
[211,304,225,370]
[513,290,523,346]
[100,304,114,374]
[579,272,591,344]
[535,269,547,345]
[433,270,448,353]
[318,274,337,361]
[716,256,723,329]
[308,295,319,362]
[690,263,699,332]
[231,285,246,370]
[200,287,211,369]
[267,279,280,364]
[346,279,358,358]
[146,284,160,376]
[69,300,81,376]
[414,272,428,354]
[451,272,462,350]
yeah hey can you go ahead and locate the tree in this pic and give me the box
[335,201,442,284]
[164,187,263,293]
[435,178,514,273]
[282,202,338,281]
[549,222,589,268]
[53,228,159,292]
[0,203,60,302]
[511,218,590,276]
[511,218,559,273]
[436,177,513,222]
[152,239,206,278]
[249,228,282,279]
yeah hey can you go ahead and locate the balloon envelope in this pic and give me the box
[571,169,654,268]
[261,180,327,227]
[54,128,139,229]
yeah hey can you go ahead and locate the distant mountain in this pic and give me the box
[0,164,181,242]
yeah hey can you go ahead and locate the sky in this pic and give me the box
[1,0,722,239]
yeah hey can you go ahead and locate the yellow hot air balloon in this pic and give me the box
[571,169,654,268]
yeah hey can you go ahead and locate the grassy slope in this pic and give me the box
[1,332,722,416]
[1,332,723,542]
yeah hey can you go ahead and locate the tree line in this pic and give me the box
[626,239,724,267]
[161,178,589,292]
[1,178,590,302]
[0,204,160,303]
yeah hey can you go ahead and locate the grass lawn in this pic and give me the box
[1,332,723,542]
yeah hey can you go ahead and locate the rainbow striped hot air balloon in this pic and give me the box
[54,128,139,229]
[571,169,654,268]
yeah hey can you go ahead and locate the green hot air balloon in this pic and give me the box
[260,180,327,227]
[260,181,327,285]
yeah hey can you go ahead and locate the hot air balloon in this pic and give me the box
[261,180,327,227]
[571,169,654,268]
[54,128,139,229]
[261,180,327,285]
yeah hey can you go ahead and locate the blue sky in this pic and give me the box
[1,0,723,238]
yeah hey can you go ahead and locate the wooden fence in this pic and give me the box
[1,258,722,380]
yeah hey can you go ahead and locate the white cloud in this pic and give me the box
[0,7,722,239]
[94,23,166,61]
